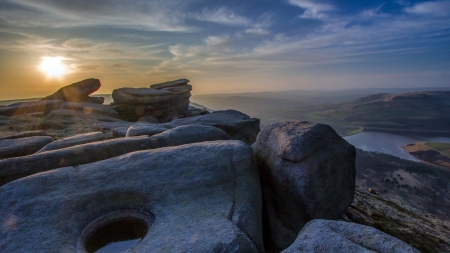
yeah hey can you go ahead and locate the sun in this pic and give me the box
[39,57,67,78]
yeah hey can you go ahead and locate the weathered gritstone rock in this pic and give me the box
[37,132,106,153]
[281,219,420,253]
[252,121,356,250]
[0,136,158,186]
[40,78,101,102]
[49,109,123,122]
[111,79,192,122]
[61,102,119,117]
[167,109,260,145]
[151,125,230,147]
[0,141,263,253]
[0,136,54,160]
[126,123,170,137]
[0,130,51,140]
[0,99,64,117]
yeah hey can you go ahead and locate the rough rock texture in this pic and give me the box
[0,136,54,160]
[49,109,122,122]
[0,140,263,253]
[281,219,420,253]
[60,102,119,117]
[137,115,159,123]
[0,130,51,140]
[111,79,192,122]
[344,188,450,253]
[252,121,356,250]
[152,125,230,147]
[126,124,170,137]
[167,110,260,144]
[40,78,101,102]
[0,99,64,117]
[0,136,158,186]
[37,132,106,153]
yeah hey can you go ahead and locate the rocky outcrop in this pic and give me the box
[281,219,420,253]
[49,109,122,122]
[167,110,260,144]
[151,125,230,147]
[0,136,158,186]
[40,78,102,103]
[0,99,64,117]
[252,121,356,250]
[0,130,51,140]
[0,140,263,253]
[0,136,54,160]
[37,132,106,153]
[60,102,119,118]
[126,124,170,137]
[111,79,191,122]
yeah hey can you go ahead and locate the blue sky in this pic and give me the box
[0,0,449,99]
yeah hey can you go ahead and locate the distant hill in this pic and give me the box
[259,91,450,136]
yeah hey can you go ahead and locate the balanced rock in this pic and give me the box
[0,99,64,117]
[61,102,118,117]
[0,140,263,252]
[149,78,190,89]
[151,125,230,147]
[0,136,158,186]
[252,121,356,250]
[40,78,101,102]
[167,110,260,144]
[281,219,420,253]
[37,132,106,153]
[0,136,54,160]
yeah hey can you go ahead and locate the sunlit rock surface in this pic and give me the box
[0,140,263,253]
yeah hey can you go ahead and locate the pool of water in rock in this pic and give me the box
[85,218,148,253]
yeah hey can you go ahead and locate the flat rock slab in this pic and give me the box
[126,123,170,137]
[0,99,64,117]
[166,110,260,144]
[0,140,263,253]
[0,136,54,160]
[112,88,176,104]
[281,219,420,253]
[60,102,118,117]
[37,132,106,153]
[0,130,51,140]
[150,78,189,89]
[40,78,101,102]
[152,125,230,147]
[0,136,158,186]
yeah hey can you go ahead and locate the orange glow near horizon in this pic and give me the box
[39,57,67,78]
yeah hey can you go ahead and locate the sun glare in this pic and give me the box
[39,57,67,78]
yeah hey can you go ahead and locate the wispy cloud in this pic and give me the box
[191,7,252,26]
[405,0,450,16]
[287,0,335,19]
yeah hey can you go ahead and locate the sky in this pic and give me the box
[0,0,449,100]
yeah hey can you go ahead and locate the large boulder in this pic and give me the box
[149,78,190,89]
[0,136,54,160]
[0,136,158,186]
[0,140,263,253]
[37,132,106,153]
[60,102,118,117]
[151,125,230,147]
[112,88,178,104]
[281,219,420,253]
[126,123,170,137]
[167,110,260,144]
[40,78,101,102]
[252,121,356,250]
[0,99,64,117]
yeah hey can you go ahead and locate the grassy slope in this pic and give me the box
[425,142,450,157]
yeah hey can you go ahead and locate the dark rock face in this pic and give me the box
[49,109,122,123]
[252,121,356,250]
[126,124,170,137]
[0,140,263,253]
[0,130,51,140]
[37,132,106,153]
[0,100,64,117]
[0,136,54,160]
[0,136,158,186]
[281,219,420,253]
[40,78,101,102]
[167,110,260,145]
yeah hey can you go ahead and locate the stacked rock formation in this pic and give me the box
[40,78,104,104]
[111,79,195,122]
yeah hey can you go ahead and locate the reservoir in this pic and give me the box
[343,131,450,161]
